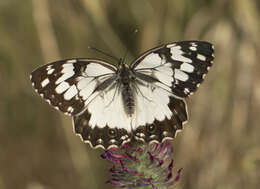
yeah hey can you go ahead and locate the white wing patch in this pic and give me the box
[85,63,114,76]
[174,69,189,81]
[67,59,77,63]
[47,68,55,75]
[131,84,172,130]
[78,77,97,100]
[135,53,162,69]
[86,85,132,132]
[189,46,197,51]
[197,54,206,61]
[55,64,75,84]
[153,63,174,86]
[55,82,70,94]
[180,63,194,73]
[64,85,78,100]
[76,75,114,106]
[134,54,174,92]
[167,45,192,63]
[41,78,50,88]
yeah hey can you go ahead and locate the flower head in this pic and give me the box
[101,140,182,188]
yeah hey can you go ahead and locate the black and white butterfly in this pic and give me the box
[30,41,214,149]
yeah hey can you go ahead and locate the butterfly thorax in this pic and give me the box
[118,64,135,116]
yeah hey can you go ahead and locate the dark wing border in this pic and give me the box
[73,112,131,149]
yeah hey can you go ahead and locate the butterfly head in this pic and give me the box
[118,58,128,69]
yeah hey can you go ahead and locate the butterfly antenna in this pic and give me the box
[122,49,128,63]
[122,29,139,64]
[88,46,119,61]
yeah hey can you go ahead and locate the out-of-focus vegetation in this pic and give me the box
[0,0,260,189]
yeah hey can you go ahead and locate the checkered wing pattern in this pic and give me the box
[130,41,214,143]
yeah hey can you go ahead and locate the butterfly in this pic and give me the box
[30,41,214,149]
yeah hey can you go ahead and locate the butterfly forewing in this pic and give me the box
[30,59,117,116]
[131,41,214,97]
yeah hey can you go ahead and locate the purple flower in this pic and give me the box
[101,140,182,188]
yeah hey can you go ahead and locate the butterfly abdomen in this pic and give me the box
[119,65,136,115]
[122,84,135,115]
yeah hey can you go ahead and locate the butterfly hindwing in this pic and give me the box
[73,112,131,149]
[128,67,188,144]
[133,98,187,143]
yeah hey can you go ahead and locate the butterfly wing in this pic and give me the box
[30,58,133,149]
[30,59,117,115]
[133,98,188,144]
[131,41,214,97]
[130,41,214,143]
[73,113,131,149]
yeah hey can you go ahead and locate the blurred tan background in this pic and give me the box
[0,0,260,189]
